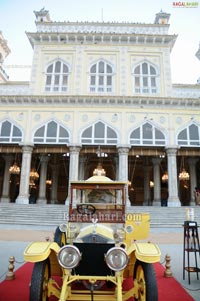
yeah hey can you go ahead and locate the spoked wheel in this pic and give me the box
[30,258,50,301]
[134,260,158,301]
[54,226,67,247]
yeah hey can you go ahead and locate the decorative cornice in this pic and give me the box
[26,31,177,49]
[0,95,200,108]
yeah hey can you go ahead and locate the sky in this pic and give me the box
[0,0,200,84]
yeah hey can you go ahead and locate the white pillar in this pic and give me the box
[69,145,81,181]
[117,146,130,181]
[188,157,199,206]
[79,157,86,180]
[16,145,33,204]
[117,145,130,205]
[37,155,49,204]
[0,155,13,203]
[143,165,151,206]
[152,158,161,206]
[65,145,81,204]
[50,162,59,204]
[114,156,119,181]
[166,147,181,207]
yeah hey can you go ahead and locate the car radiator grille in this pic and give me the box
[73,242,115,276]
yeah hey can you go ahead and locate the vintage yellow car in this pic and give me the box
[24,167,161,301]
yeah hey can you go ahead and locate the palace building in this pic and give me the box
[0,9,200,207]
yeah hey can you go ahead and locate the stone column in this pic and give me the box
[79,157,86,180]
[117,146,130,181]
[50,162,59,204]
[143,165,151,206]
[188,157,199,206]
[166,147,181,207]
[16,145,33,204]
[114,156,119,181]
[117,145,130,205]
[69,145,81,181]
[37,155,49,204]
[0,155,14,203]
[152,158,161,206]
[65,145,81,204]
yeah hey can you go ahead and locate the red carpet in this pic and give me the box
[0,262,194,301]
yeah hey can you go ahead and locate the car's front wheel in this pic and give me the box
[133,260,158,301]
[30,258,50,301]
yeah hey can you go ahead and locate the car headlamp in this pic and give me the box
[59,223,67,232]
[105,247,129,271]
[58,245,81,269]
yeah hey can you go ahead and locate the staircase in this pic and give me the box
[0,203,199,228]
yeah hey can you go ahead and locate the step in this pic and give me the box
[0,204,199,228]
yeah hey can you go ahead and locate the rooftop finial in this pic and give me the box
[154,10,170,25]
[34,8,52,22]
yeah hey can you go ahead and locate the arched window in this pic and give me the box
[130,122,165,146]
[34,121,69,144]
[89,60,113,93]
[45,60,70,92]
[177,123,200,146]
[81,121,118,145]
[133,61,158,94]
[0,120,22,143]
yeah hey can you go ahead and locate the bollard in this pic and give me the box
[5,256,15,280]
[164,254,173,278]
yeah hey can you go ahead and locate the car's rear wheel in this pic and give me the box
[133,260,158,301]
[54,226,66,246]
[30,259,50,301]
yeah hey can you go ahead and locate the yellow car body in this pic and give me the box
[24,176,161,301]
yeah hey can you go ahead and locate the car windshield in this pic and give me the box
[68,179,127,223]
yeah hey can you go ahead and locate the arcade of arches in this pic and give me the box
[0,144,199,207]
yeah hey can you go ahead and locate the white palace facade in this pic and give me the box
[0,9,200,207]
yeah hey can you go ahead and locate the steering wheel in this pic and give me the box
[77,204,96,215]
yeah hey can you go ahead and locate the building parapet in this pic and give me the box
[172,84,200,98]
[35,22,170,35]
[0,82,31,95]
[1,82,200,99]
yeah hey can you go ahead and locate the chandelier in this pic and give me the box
[29,179,36,188]
[179,157,189,181]
[96,146,108,158]
[150,181,154,188]
[93,163,106,176]
[179,168,190,181]
[46,179,52,185]
[162,171,168,183]
[9,163,20,175]
[30,169,39,179]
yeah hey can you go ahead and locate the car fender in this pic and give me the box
[24,241,60,263]
[127,242,161,263]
